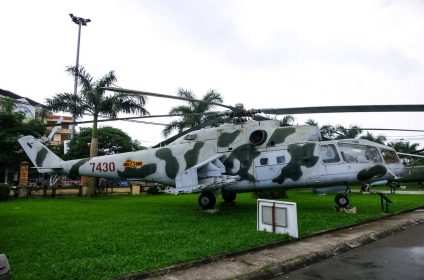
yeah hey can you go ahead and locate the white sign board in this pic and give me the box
[257,199,298,238]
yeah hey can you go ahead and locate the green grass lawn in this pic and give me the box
[0,190,423,280]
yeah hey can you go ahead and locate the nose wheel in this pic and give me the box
[198,192,216,210]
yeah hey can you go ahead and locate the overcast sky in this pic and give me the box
[1,0,424,147]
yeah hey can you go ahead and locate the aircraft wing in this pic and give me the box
[166,154,240,195]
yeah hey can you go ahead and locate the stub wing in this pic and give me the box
[165,154,240,195]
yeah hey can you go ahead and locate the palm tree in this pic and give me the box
[388,140,419,153]
[162,89,223,137]
[388,140,420,165]
[335,125,363,139]
[360,132,387,145]
[46,65,149,195]
[319,124,336,140]
[279,115,295,127]
[305,118,318,126]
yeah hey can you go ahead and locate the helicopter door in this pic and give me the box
[306,143,342,186]
[319,144,343,175]
[255,151,287,181]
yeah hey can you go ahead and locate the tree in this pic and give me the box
[46,66,149,195]
[335,125,363,139]
[319,125,333,140]
[162,89,223,137]
[360,132,387,145]
[279,115,295,127]
[388,140,420,165]
[388,140,419,153]
[0,98,46,183]
[305,118,318,126]
[65,126,144,160]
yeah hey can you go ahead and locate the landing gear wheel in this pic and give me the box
[335,194,350,208]
[360,184,370,192]
[222,192,236,203]
[198,192,216,210]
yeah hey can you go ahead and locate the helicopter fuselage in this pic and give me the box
[19,120,405,197]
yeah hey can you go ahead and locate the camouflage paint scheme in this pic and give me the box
[217,130,241,147]
[357,165,388,181]
[267,127,296,147]
[35,147,48,167]
[272,143,319,184]
[18,120,405,195]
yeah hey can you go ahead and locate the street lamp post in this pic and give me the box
[69,13,91,139]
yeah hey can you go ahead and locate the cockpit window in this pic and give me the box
[337,143,382,164]
[381,149,400,164]
[320,144,340,163]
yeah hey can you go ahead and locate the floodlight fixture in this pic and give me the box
[69,13,91,26]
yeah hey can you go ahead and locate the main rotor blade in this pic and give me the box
[69,112,223,126]
[397,152,424,158]
[327,127,424,133]
[0,112,224,132]
[360,128,424,133]
[104,87,238,111]
[123,120,168,126]
[261,105,424,115]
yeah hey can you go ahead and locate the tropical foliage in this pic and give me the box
[279,115,295,127]
[46,66,149,195]
[360,132,387,144]
[65,126,144,160]
[0,98,46,183]
[162,89,223,137]
[304,118,318,126]
[388,141,419,153]
[334,125,363,139]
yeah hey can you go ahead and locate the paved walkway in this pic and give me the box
[119,208,424,280]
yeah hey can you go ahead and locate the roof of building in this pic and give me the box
[0,88,45,107]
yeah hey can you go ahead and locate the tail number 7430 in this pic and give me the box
[90,162,116,173]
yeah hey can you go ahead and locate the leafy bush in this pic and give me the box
[0,183,11,201]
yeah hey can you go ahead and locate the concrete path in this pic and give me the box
[119,208,424,280]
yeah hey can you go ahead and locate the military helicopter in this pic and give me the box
[17,88,424,209]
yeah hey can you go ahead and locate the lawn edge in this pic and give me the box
[115,205,424,280]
